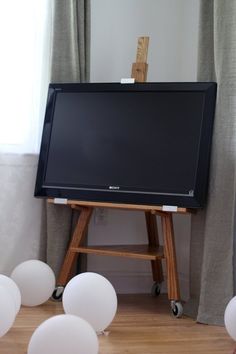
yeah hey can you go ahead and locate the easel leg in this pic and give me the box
[57,207,93,287]
[145,211,164,284]
[161,213,180,301]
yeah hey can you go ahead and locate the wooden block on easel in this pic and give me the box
[136,36,149,62]
[131,62,148,82]
[131,36,149,83]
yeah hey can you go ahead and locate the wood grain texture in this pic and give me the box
[57,206,93,285]
[131,62,148,82]
[71,244,164,260]
[136,36,149,62]
[145,212,164,282]
[131,36,149,82]
[0,295,234,354]
[161,213,180,300]
[48,199,192,214]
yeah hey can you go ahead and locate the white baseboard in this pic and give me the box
[87,269,189,301]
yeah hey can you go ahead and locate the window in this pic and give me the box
[0,0,51,153]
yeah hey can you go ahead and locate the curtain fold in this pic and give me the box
[0,154,46,275]
[50,0,90,83]
[45,0,90,278]
[184,0,236,325]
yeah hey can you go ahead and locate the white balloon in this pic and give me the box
[0,285,16,337]
[27,314,99,354]
[0,275,21,315]
[63,272,117,332]
[11,260,55,306]
[225,296,236,340]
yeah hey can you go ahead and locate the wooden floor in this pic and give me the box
[0,294,235,354]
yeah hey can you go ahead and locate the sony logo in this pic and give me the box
[109,186,120,190]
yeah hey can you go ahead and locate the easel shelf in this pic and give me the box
[70,244,165,261]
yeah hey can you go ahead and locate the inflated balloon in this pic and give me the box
[11,260,55,306]
[63,272,117,332]
[0,285,16,337]
[0,274,21,315]
[27,314,99,354]
[225,296,236,340]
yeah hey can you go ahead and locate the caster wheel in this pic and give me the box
[151,282,161,297]
[171,301,183,318]
[51,286,64,301]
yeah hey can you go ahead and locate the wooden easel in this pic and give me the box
[51,37,187,317]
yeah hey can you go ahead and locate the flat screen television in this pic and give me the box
[34,82,217,208]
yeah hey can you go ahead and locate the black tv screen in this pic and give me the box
[35,82,217,208]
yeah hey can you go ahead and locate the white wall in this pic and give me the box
[89,0,200,300]
[90,0,199,82]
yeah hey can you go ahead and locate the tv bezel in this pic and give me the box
[34,82,217,208]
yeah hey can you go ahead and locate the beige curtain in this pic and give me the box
[45,0,90,278]
[0,155,46,275]
[184,0,236,325]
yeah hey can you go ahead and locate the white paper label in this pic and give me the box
[120,78,135,84]
[54,198,68,205]
[162,205,178,212]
